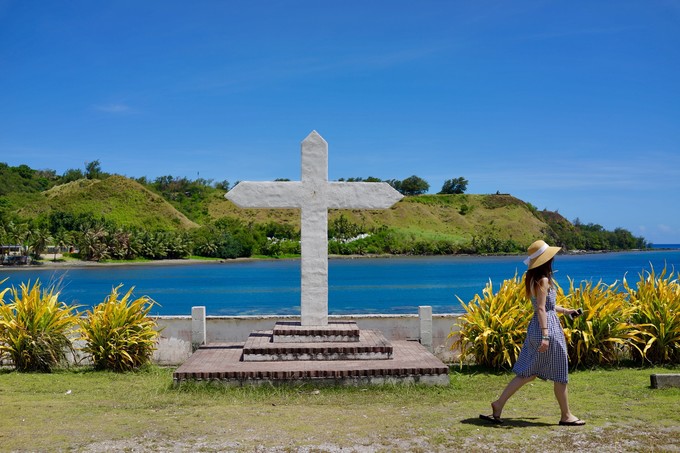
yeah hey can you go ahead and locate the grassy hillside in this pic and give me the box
[207,192,549,248]
[15,175,198,231]
[4,173,644,254]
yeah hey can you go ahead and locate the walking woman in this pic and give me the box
[480,240,586,426]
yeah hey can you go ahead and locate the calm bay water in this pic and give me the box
[2,248,679,316]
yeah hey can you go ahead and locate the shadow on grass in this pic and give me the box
[447,364,511,375]
[461,416,553,428]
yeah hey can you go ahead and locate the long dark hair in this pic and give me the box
[525,258,554,299]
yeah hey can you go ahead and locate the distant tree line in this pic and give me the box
[559,218,648,251]
[0,212,297,262]
[2,160,467,198]
[338,175,468,196]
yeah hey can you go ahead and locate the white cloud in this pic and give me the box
[658,224,674,233]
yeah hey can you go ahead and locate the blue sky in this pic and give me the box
[1,1,679,243]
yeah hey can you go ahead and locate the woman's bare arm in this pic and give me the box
[536,277,550,352]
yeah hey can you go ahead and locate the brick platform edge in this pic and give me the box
[173,340,450,386]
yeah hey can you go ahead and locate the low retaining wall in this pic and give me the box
[154,312,461,366]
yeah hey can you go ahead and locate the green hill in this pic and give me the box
[207,192,550,249]
[15,175,198,231]
[1,171,646,255]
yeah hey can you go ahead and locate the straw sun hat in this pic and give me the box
[524,240,561,269]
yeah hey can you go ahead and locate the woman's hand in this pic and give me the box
[566,308,583,319]
[538,338,549,353]
[558,306,582,319]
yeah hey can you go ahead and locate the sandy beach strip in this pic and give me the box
[0,257,247,270]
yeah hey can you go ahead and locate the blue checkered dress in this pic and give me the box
[512,287,569,384]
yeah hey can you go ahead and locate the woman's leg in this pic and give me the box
[554,382,580,422]
[491,375,536,417]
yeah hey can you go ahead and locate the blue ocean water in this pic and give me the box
[1,249,679,316]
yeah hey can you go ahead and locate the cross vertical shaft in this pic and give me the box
[300,132,329,325]
[225,131,403,326]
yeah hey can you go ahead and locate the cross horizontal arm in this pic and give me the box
[226,181,305,208]
[326,182,404,209]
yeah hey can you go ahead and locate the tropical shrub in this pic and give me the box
[451,274,532,370]
[0,280,80,372]
[624,266,680,365]
[191,221,253,259]
[80,285,160,371]
[258,237,300,257]
[470,233,522,254]
[76,226,110,261]
[560,279,640,367]
[329,214,363,241]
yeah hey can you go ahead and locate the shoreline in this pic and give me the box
[0,257,247,270]
[1,247,673,270]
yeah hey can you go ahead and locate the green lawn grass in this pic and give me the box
[1,365,678,452]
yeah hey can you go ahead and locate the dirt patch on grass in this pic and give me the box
[78,423,680,453]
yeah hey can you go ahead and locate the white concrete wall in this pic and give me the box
[154,313,462,365]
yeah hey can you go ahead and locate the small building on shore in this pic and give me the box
[1,245,31,265]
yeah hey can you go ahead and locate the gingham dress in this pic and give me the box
[512,287,569,384]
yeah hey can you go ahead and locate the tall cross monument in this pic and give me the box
[226,131,403,326]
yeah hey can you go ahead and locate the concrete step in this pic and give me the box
[174,340,449,386]
[271,321,360,343]
[242,329,393,361]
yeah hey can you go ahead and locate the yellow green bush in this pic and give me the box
[624,265,680,365]
[79,285,160,371]
[451,274,531,370]
[561,279,640,367]
[0,279,80,372]
[453,266,680,369]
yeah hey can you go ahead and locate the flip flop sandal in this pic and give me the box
[559,418,586,426]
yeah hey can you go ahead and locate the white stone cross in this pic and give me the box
[226,131,403,326]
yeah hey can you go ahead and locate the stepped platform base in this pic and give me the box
[173,340,450,386]
[272,321,360,343]
[243,329,392,361]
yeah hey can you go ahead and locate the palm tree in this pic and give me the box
[78,227,110,261]
[167,232,192,259]
[6,221,30,258]
[28,227,52,259]
[52,229,70,261]
[111,229,139,260]
[195,239,218,257]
